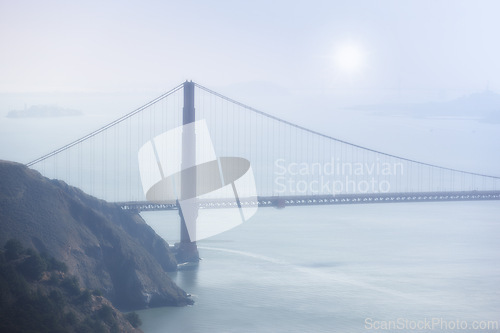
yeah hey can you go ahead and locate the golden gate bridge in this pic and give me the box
[25,81,500,258]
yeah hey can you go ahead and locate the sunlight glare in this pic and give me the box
[334,43,365,73]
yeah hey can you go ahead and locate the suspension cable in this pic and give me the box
[195,82,500,180]
[26,83,184,167]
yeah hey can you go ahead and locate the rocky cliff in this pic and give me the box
[0,160,192,310]
[0,239,143,332]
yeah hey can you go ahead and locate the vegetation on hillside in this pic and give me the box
[0,239,142,333]
[0,160,189,310]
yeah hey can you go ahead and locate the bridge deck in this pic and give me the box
[117,190,500,212]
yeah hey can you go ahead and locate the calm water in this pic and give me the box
[138,201,500,332]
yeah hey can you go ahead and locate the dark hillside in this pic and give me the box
[0,240,143,332]
[0,160,192,309]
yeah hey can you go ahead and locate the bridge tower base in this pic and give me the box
[174,241,200,263]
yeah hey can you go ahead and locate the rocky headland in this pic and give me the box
[0,160,192,310]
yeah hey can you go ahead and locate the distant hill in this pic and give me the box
[0,160,192,310]
[6,105,83,118]
[0,239,142,332]
[345,90,500,123]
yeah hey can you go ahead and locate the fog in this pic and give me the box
[1,0,499,176]
[2,3,499,331]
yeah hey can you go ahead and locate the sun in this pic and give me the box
[334,43,365,73]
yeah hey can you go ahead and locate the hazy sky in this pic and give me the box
[1,0,499,95]
[1,0,499,174]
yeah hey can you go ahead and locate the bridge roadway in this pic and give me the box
[117,190,500,212]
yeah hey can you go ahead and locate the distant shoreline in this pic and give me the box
[7,105,83,118]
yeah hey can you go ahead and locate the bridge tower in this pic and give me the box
[175,80,200,263]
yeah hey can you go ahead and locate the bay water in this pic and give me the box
[138,201,500,332]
